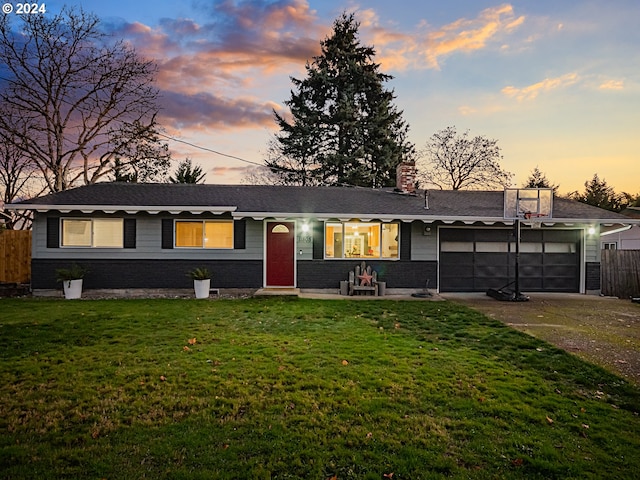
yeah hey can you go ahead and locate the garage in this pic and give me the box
[439,227,580,292]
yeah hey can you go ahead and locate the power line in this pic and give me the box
[157,133,265,168]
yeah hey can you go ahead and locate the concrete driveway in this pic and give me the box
[441,293,640,386]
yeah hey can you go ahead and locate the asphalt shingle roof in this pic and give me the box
[14,183,633,221]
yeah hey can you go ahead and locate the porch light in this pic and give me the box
[588,226,596,235]
[301,223,310,233]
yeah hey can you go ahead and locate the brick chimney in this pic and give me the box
[396,161,416,193]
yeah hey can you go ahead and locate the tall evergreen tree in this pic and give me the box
[569,173,623,212]
[270,13,415,187]
[522,166,559,193]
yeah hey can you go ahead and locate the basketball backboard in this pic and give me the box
[504,188,553,220]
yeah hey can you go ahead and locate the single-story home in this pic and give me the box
[601,207,640,250]
[7,165,638,295]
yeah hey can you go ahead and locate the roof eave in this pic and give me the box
[4,204,238,215]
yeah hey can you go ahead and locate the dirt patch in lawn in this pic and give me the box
[442,293,640,386]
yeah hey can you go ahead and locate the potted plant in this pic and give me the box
[55,264,88,299]
[188,267,211,299]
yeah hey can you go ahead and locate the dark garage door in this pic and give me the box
[439,228,580,292]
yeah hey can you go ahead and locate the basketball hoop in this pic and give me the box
[504,188,553,220]
[523,212,548,220]
[495,188,553,303]
[524,212,546,229]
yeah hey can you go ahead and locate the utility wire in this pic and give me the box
[157,133,265,168]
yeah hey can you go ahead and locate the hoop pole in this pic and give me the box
[515,219,521,297]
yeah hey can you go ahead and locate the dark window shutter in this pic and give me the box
[161,219,174,249]
[312,221,324,259]
[400,222,412,260]
[123,219,136,248]
[233,219,246,249]
[47,217,60,248]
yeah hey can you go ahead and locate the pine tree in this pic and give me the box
[522,166,559,193]
[169,159,206,184]
[110,158,138,183]
[270,12,415,187]
[569,174,622,211]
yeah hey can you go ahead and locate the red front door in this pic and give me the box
[266,221,295,287]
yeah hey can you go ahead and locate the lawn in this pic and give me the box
[1,297,639,479]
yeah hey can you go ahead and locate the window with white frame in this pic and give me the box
[175,220,233,249]
[324,221,399,259]
[602,242,617,250]
[61,218,123,247]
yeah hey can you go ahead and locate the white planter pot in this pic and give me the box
[63,279,83,299]
[194,279,211,299]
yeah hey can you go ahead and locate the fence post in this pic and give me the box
[0,230,32,284]
[600,249,640,298]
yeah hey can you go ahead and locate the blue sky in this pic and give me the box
[35,0,639,194]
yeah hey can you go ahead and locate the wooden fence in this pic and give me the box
[0,230,32,284]
[601,249,640,298]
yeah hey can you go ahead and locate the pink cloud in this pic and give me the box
[356,4,525,71]
[113,0,323,77]
[502,73,579,101]
[158,90,281,130]
[599,79,624,90]
[106,2,526,135]
[103,0,326,132]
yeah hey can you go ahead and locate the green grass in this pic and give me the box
[1,297,639,479]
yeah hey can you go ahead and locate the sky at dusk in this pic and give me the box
[30,0,640,194]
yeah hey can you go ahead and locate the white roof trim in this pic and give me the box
[600,224,633,236]
[7,203,639,226]
[232,213,524,224]
[545,218,640,226]
[4,204,237,215]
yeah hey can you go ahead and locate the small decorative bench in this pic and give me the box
[340,261,385,296]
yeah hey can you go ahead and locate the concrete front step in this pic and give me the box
[254,288,300,297]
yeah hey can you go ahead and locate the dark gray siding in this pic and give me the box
[585,262,601,291]
[297,260,437,289]
[32,259,263,289]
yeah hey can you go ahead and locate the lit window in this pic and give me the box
[324,222,398,259]
[176,222,203,247]
[381,223,399,258]
[175,220,233,249]
[93,219,124,247]
[325,222,343,258]
[62,219,91,246]
[61,219,123,248]
[205,222,234,248]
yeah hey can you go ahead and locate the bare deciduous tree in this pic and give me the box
[0,140,39,228]
[416,126,513,190]
[241,166,285,186]
[0,6,170,194]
